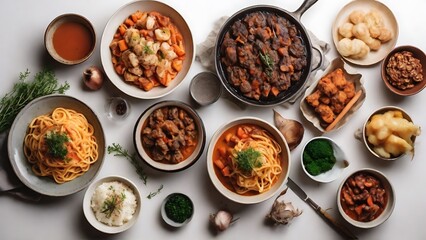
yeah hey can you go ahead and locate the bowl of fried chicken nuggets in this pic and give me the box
[301,58,366,132]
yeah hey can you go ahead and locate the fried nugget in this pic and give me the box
[306,90,321,108]
[315,104,335,124]
[317,77,338,97]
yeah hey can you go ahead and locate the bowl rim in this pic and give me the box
[160,192,194,227]
[44,13,96,65]
[133,100,206,172]
[7,94,105,196]
[301,136,348,183]
[362,106,415,160]
[82,175,142,234]
[206,116,291,204]
[100,0,195,99]
[381,45,426,96]
[337,168,396,229]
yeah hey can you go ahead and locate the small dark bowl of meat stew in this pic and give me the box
[215,5,318,107]
[134,101,206,172]
[337,168,395,228]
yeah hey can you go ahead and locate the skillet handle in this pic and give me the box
[311,46,324,72]
[293,0,318,20]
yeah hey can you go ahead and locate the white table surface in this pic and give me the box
[1,0,425,239]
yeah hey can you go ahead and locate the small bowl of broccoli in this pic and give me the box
[301,137,349,183]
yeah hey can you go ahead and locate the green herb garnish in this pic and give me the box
[147,184,163,199]
[236,147,262,172]
[143,45,154,54]
[45,131,69,160]
[164,194,193,223]
[107,143,147,185]
[259,52,274,77]
[0,69,69,133]
[101,190,126,218]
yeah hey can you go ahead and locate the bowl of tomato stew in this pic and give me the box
[207,117,290,204]
[134,101,205,172]
[337,168,395,228]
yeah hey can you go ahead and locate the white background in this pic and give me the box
[0,0,425,239]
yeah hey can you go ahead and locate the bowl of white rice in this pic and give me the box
[83,175,141,234]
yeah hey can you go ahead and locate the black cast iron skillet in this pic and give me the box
[215,0,323,107]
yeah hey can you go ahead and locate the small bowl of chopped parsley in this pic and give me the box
[161,193,194,227]
[301,137,349,183]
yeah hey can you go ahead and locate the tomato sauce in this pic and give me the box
[53,21,93,61]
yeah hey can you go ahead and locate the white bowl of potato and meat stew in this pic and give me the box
[337,168,395,228]
[134,101,205,172]
[101,0,194,99]
[207,117,290,204]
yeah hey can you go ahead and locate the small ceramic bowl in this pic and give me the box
[337,168,395,229]
[105,97,130,121]
[83,175,141,234]
[381,45,426,96]
[189,72,222,106]
[161,193,194,227]
[301,137,349,183]
[356,106,419,160]
[134,101,206,172]
[45,14,96,65]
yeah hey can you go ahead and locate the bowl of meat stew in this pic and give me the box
[134,101,206,172]
[215,3,320,107]
[337,168,395,228]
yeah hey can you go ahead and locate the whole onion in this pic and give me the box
[83,66,104,90]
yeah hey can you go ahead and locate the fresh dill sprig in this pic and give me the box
[0,69,70,133]
[107,143,148,185]
[236,147,262,172]
[147,184,163,199]
[45,131,69,160]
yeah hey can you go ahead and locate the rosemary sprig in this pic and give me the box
[147,184,163,199]
[101,189,126,218]
[107,143,147,185]
[259,52,274,77]
[0,69,70,133]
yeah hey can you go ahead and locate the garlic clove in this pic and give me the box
[83,66,104,90]
[210,210,237,232]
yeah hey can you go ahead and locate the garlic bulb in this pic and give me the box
[210,210,238,231]
[266,188,302,225]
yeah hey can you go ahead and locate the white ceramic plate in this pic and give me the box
[83,175,141,234]
[301,136,349,183]
[7,95,105,197]
[100,0,195,99]
[206,117,290,204]
[332,0,398,66]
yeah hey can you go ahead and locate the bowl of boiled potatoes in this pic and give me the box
[357,106,421,160]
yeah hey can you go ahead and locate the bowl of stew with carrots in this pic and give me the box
[337,168,395,228]
[134,101,205,172]
[101,0,195,99]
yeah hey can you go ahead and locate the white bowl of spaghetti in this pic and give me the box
[207,117,291,204]
[7,94,105,196]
